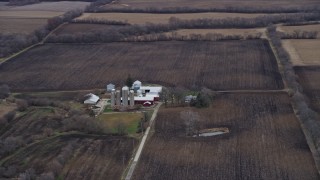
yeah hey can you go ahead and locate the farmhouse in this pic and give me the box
[84,93,100,105]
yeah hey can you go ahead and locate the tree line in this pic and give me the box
[72,18,130,25]
[278,30,318,39]
[267,25,320,158]
[46,12,320,43]
[87,4,320,14]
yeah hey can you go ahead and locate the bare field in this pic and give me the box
[77,12,267,25]
[282,39,320,66]
[5,1,90,12]
[280,24,320,38]
[0,40,284,91]
[0,18,48,34]
[0,10,64,18]
[54,23,125,35]
[132,93,319,180]
[105,0,320,9]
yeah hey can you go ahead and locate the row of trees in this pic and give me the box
[267,25,320,157]
[87,4,320,14]
[0,9,83,58]
[278,30,318,39]
[72,18,130,25]
[168,13,320,29]
[46,13,320,43]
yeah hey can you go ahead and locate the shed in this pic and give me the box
[106,83,115,92]
[84,93,100,105]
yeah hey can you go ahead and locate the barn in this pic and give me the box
[106,83,115,92]
[134,96,154,106]
[84,93,100,105]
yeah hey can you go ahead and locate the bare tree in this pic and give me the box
[180,110,201,136]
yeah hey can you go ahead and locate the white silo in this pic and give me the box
[122,86,129,106]
[111,89,115,107]
[130,90,135,107]
[133,80,142,92]
[116,90,121,106]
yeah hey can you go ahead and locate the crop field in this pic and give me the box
[0,134,137,180]
[77,12,266,25]
[280,24,320,38]
[104,0,320,9]
[294,66,320,112]
[54,23,125,35]
[132,93,319,180]
[282,39,320,66]
[0,40,284,91]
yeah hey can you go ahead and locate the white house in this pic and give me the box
[84,93,100,105]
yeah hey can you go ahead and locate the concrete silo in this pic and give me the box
[122,86,129,106]
[130,90,135,107]
[111,89,115,107]
[116,90,121,106]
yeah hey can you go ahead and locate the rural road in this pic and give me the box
[125,102,162,180]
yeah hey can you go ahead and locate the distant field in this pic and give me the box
[280,24,320,38]
[0,10,64,18]
[132,93,319,180]
[0,1,89,34]
[0,40,284,91]
[0,18,47,34]
[2,1,90,12]
[104,0,320,9]
[54,23,125,35]
[282,39,320,66]
[77,12,266,25]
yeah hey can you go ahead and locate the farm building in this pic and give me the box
[133,96,155,106]
[84,93,100,105]
[140,86,162,93]
[106,83,115,92]
[185,95,197,103]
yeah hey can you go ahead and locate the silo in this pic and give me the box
[122,86,129,106]
[130,90,135,107]
[111,89,115,107]
[116,90,121,106]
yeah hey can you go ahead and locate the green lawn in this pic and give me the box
[98,112,143,134]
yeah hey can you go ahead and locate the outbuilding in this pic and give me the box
[84,93,100,105]
[106,83,115,92]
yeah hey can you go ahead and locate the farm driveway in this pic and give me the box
[125,102,162,180]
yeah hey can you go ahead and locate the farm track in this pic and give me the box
[124,102,162,180]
